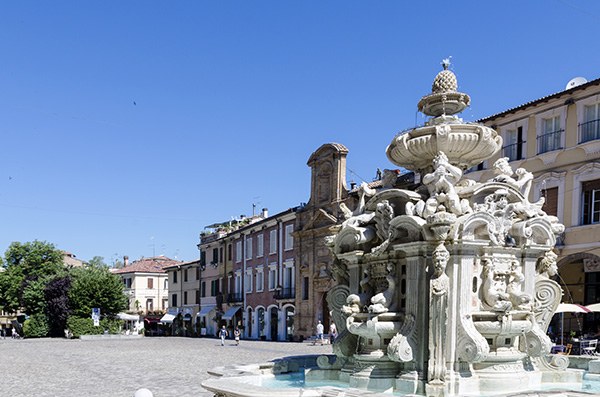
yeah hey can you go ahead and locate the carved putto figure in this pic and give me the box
[368,263,396,314]
[481,258,512,312]
[507,261,532,311]
[407,152,471,218]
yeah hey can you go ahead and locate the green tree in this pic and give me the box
[68,266,127,318]
[88,256,107,268]
[0,241,64,314]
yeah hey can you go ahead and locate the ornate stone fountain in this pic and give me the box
[203,61,583,397]
[324,59,571,396]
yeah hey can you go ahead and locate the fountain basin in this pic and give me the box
[386,121,501,171]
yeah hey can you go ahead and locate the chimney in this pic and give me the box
[123,256,129,267]
[262,208,269,218]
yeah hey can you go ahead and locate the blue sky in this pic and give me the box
[1,1,599,264]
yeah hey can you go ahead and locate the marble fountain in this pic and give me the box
[202,61,599,397]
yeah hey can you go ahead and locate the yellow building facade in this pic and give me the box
[469,77,600,336]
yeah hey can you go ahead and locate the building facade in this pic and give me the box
[113,256,180,316]
[471,77,600,335]
[198,209,298,341]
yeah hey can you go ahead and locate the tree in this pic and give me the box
[68,266,128,318]
[45,275,72,337]
[87,256,107,268]
[0,241,64,314]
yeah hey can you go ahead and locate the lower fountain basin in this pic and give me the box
[202,354,600,397]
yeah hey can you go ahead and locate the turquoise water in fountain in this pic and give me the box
[261,371,600,396]
[260,371,349,389]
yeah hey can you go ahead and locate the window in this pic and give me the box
[257,234,264,257]
[200,250,206,266]
[235,272,242,294]
[245,270,253,293]
[284,224,294,250]
[164,279,168,290]
[210,279,220,296]
[184,291,188,305]
[268,266,277,290]
[581,103,600,143]
[256,268,264,292]
[125,278,132,288]
[172,294,178,307]
[201,281,206,298]
[196,290,200,304]
[212,248,219,264]
[196,266,200,280]
[269,230,277,254]
[147,278,154,289]
[538,115,562,153]
[184,269,188,282]
[219,247,224,263]
[227,244,232,261]
[541,187,558,217]
[582,179,600,225]
[246,237,253,259]
[302,277,309,300]
[173,271,178,284]
[503,126,524,161]
[146,299,153,312]
[236,241,242,263]
[283,264,294,289]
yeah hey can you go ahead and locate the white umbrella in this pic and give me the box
[554,303,591,345]
[585,303,600,312]
[555,303,591,314]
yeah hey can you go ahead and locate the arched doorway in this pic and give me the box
[284,305,295,341]
[270,307,279,341]
[555,253,600,337]
[321,295,330,332]
[257,307,265,340]
[246,307,253,339]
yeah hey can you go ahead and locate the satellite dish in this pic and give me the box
[565,77,588,90]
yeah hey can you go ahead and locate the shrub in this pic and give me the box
[23,313,50,338]
[66,316,124,337]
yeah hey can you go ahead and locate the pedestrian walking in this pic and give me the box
[234,328,241,346]
[329,322,337,344]
[316,320,324,345]
[218,325,228,346]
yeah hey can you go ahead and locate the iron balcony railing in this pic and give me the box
[227,292,243,303]
[537,129,563,154]
[502,142,525,162]
[274,288,295,300]
[579,119,600,143]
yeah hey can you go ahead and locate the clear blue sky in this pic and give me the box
[1,1,599,265]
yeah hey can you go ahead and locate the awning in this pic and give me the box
[197,305,216,317]
[160,313,176,323]
[117,313,140,321]
[222,306,242,320]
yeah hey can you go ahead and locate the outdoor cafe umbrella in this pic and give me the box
[585,303,600,312]
[554,303,592,345]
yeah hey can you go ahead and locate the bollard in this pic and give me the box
[133,388,153,397]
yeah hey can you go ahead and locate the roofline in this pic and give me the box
[478,77,600,123]
[199,206,301,246]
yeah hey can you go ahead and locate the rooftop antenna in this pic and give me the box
[252,197,261,216]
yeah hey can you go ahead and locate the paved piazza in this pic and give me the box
[1,336,328,397]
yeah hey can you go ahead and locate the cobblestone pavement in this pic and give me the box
[0,336,331,397]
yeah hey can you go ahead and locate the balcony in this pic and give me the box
[227,292,243,303]
[274,287,295,300]
[537,129,563,154]
[502,142,524,162]
[579,119,600,143]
